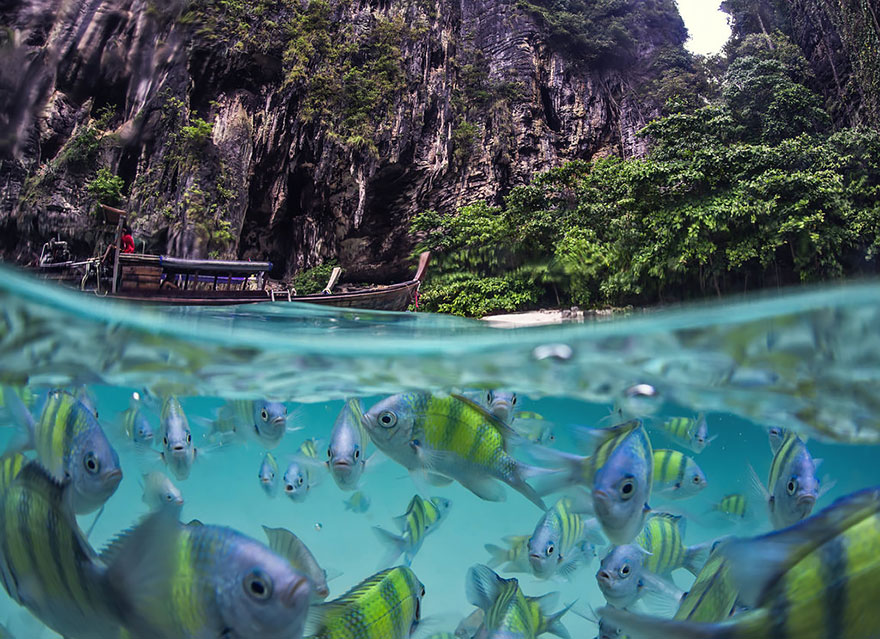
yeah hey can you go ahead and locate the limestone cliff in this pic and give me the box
[0,0,689,280]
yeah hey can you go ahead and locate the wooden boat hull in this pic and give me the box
[109,279,421,311]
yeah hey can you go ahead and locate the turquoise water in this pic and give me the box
[1,264,880,638]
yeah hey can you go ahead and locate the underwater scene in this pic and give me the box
[1,265,880,639]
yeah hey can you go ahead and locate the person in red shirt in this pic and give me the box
[121,226,135,254]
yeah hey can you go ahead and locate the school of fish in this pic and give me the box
[0,385,877,639]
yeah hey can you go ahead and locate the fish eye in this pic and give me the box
[327,447,332,459]
[163,437,168,446]
[787,479,798,495]
[260,409,268,421]
[420,585,426,597]
[354,449,360,459]
[83,452,100,474]
[692,475,702,484]
[243,570,273,601]
[378,411,397,428]
[297,477,304,486]
[546,544,555,556]
[186,433,192,443]
[165,493,174,502]
[512,395,517,405]
[618,478,636,499]
[486,392,492,403]
[619,564,631,577]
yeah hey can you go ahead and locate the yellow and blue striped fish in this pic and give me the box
[283,438,320,502]
[653,449,708,499]
[600,485,880,639]
[103,507,312,639]
[485,534,532,574]
[538,419,653,544]
[657,415,715,454]
[673,540,738,623]
[636,512,710,577]
[364,392,552,510]
[208,399,288,449]
[528,496,603,579]
[373,494,452,566]
[0,386,38,414]
[755,430,824,529]
[307,566,425,639]
[466,564,570,639]
[0,461,123,638]
[119,402,155,446]
[711,493,748,521]
[17,390,122,515]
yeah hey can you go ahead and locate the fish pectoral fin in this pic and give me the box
[426,472,454,487]
[599,604,738,639]
[458,474,507,502]
[746,462,771,503]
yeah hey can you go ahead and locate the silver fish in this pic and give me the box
[259,452,280,497]
[159,397,197,481]
[104,508,312,639]
[327,399,369,491]
[141,471,183,510]
[596,544,682,610]
[208,399,288,449]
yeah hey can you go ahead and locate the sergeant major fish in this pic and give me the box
[657,415,715,454]
[595,545,683,610]
[4,389,122,515]
[485,535,532,574]
[259,452,280,498]
[652,449,707,500]
[104,507,312,639]
[141,471,183,510]
[363,392,552,510]
[535,419,653,544]
[599,485,880,639]
[528,496,603,579]
[749,430,827,529]
[373,494,452,567]
[0,459,123,638]
[283,438,320,502]
[344,490,371,513]
[709,494,749,522]
[635,512,710,577]
[465,564,571,639]
[327,398,371,490]
[207,399,288,449]
[306,566,425,639]
[119,396,155,447]
[158,396,197,481]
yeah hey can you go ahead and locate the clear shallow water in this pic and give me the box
[1,264,880,638]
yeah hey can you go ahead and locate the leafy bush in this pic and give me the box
[86,168,126,207]
[291,261,340,295]
[411,31,880,315]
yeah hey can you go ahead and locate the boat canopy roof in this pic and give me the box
[158,256,272,275]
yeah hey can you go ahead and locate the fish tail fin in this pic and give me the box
[484,543,507,569]
[538,597,574,639]
[371,526,406,568]
[683,541,712,576]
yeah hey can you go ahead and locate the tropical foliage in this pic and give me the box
[412,32,880,315]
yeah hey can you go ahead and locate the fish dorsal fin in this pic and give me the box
[466,563,513,611]
[651,512,685,534]
[573,419,642,457]
[725,485,880,608]
[263,526,321,577]
[314,567,396,616]
[101,505,182,612]
[451,394,521,441]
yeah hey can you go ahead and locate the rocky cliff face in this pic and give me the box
[0,0,687,280]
